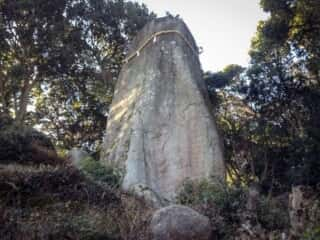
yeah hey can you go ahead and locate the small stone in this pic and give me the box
[130,183,164,208]
[68,147,89,167]
[150,205,211,240]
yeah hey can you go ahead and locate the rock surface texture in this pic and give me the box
[150,205,211,240]
[101,17,225,200]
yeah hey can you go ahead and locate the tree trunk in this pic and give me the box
[15,79,35,126]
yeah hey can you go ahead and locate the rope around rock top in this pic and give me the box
[123,30,201,64]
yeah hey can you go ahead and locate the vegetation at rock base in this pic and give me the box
[177,179,319,239]
[0,148,153,239]
[79,156,122,188]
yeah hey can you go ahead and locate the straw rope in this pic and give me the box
[123,30,199,64]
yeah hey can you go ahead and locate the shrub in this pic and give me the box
[303,227,320,240]
[177,179,247,212]
[177,179,247,239]
[0,166,119,208]
[0,162,150,240]
[79,157,121,188]
[0,124,62,165]
[0,167,121,240]
[256,197,290,231]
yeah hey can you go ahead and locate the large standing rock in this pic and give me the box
[150,205,211,240]
[101,17,225,200]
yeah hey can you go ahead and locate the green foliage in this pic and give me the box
[0,125,33,163]
[177,179,246,209]
[0,118,62,165]
[0,162,151,240]
[205,64,245,89]
[256,197,290,230]
[303,227,320,240]
[79,157,121,188]
[177,179,247,238]
[0,166,119,208]
[0,0,155,151]
[246,0,320,189]
[177,180,293,238]
[208,0,320,194]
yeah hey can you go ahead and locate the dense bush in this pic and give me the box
[0,166,119,208]
[79,156,122,188]
[0,162,152,240]
[177,179,247,209]
[177,179,248,238]
[256,197,290,230]
[0,122,62,165]
[0,163,120,239]
[176,179,305,239]
[0,114,151,239]
[303,227,320,240]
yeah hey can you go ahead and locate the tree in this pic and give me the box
[0,0,72,124]
[0,0,155,151]
[209,0,320,193]
[239,0,320,191]
[205,64,245,108]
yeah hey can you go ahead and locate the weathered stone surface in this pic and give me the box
[130,183,165,208]
[101,16,225,200]
[68,147,89,168]
[150,205,211,240]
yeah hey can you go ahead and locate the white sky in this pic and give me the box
[134,0,268,71]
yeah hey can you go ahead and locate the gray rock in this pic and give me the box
[101,17,225,200]
[68,147,89,167]
[130,183,166,208]
[150,205,211,240]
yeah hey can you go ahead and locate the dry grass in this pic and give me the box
[0,161,154,240]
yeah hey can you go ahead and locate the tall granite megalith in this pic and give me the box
[101,17,225,201]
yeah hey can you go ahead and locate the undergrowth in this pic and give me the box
[79,156,122,188]
[0,152,152,239]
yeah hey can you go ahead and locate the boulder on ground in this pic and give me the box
[150,205,211,240]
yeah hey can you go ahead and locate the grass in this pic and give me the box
[0,159,153,240]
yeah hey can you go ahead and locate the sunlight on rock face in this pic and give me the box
[101,17,225,202]
[109,87,139,123]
